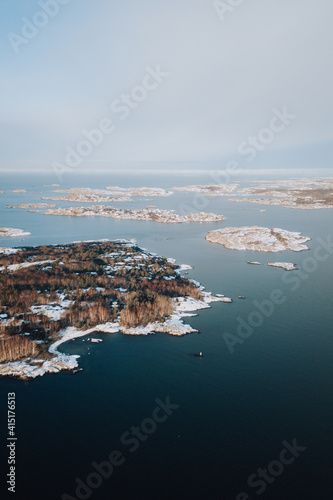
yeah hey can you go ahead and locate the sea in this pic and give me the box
[0,169,332,500]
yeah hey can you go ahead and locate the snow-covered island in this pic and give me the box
[206,226,311,252]
[0,240,227,379]
[7,203,56,210]
[228,177,333,210]
[41,186,173,203]
[267,262,297,271]
[170,178,333,210]
[42,205,226,224]
[0,228,31,238]
[172,184,239,196]
[105,186,173,197]
[41,187,132,203]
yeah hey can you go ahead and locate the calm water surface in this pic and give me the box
[0,172,332,499]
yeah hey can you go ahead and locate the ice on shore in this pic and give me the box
[0,259,55,273]
[0,227,31,237]
[0,355,80,379]
[178,264,193,271]
[49,322,120,356]
[0,323,119,379]
[120,293,228,336]
[0,247,20,255]
[0,291,226,377]
[120,317,197,336]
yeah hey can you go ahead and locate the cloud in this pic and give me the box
[1,0,333,170]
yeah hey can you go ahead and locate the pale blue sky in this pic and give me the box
[1,0,333,173]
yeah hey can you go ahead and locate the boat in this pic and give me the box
[238,296,246,299]
[189,352,203,358]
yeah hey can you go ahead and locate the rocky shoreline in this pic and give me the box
[43,206,226,224]
[0,240,227,379]
[206,226,310,252]
[267,262,297,271]
[0,227,31,238]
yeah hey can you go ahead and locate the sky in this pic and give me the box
[1,0,333,174]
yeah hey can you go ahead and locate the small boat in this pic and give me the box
[189,352,203,357]
[246,261,262,265]
[238,296,246,299]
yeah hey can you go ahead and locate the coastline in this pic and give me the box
[0,227,31,238]
[0,241,227,380]
[206,226,311,252]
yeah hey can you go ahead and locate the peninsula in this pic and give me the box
[0,240,226,379]
[0,228,31,238]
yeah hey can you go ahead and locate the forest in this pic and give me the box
[0,241,202,362]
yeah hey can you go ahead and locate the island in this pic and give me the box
[7,203,56,209]
[41,187,132,203]
[41,186,173,203]
[0,240,226,379]
[0,228,31,238]
[105,186,173,197]
[206,226,311,252]
[267,262,297,271]
[171,178,333,210]
[42,206,227,224]
[172,184,238,196]
[228,177,333,210]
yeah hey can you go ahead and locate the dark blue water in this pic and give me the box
[0,172,332,500]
